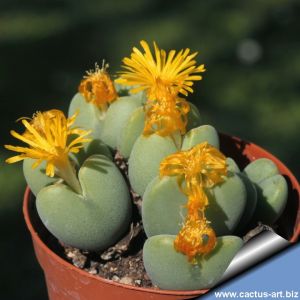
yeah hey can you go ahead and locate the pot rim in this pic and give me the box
[22,133,300,296]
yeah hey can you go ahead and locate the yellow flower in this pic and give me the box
[5,110,91,193]
[160,142,227,260]
[79,62,117,111]
[143,88,190,137]
[116,40,206,101]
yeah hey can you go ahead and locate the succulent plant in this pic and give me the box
[5,110,131,251]
[142,136,248,238]
[5,40,288,291]
[243,158,288,224]
[36,154,131,250]
[143,235,243,290]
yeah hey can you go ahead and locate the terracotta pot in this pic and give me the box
[23,134,300,300]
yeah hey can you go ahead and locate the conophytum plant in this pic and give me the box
[5,40,288,290]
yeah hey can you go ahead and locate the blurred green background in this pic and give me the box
[1,0,299,299]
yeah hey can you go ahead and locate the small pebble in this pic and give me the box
[88,268,98,275]
[111,275,120,282]
[119,277,134,285]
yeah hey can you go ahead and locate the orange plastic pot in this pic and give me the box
[23,134,300,300]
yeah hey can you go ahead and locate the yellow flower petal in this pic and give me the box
[5,154,26,164]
